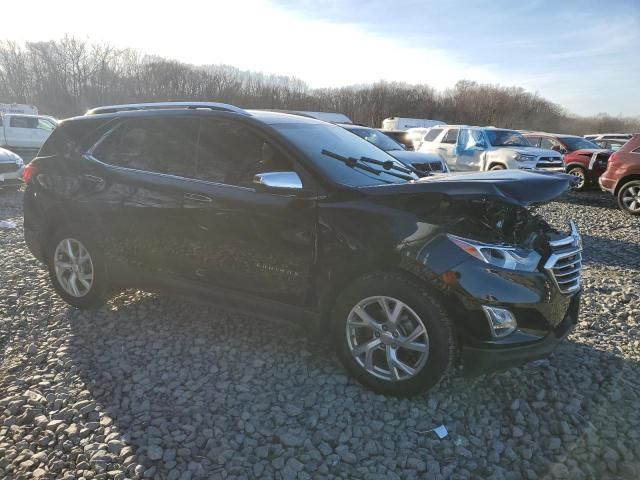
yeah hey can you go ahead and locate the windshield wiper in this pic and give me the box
[321,149,416,181]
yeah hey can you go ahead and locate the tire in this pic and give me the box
[489,164,506,171]
[567,166,589,191]
[617,180,640,215]
[46,228,110,309]
[331,272,455,396]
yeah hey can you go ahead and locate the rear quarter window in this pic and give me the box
[39,119,112,157]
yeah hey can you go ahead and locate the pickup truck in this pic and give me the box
[0,114,57,161]
[419,125,564,172]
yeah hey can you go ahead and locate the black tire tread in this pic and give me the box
[331,270,456,397]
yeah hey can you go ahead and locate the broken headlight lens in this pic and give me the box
[448,234,541,272]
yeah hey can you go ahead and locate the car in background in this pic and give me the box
[599,134,640,215]
[593,138,627,151]
[523,133,612,191]
[0,113,58,162]
[339,124,449,174]
[419,126,564,172]
[584,133,631,142]
[378,129,413,149]
[381,117,445,131]
[0,147,24,190]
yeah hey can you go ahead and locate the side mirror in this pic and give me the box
[253,171,303,192]
[551,145,562,152]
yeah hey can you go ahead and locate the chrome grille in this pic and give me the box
[544,221,582,295]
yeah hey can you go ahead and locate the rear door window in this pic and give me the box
[91,117,198,177]
[423,128,442,142]
[527,136,541,147]
[540,137,558,150]
[9,116,38,129]
[440,128,459,144]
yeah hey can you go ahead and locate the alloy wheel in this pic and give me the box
[621,185,640,213]
[53,238,94,297]
[346,296,429,381]
[568,168,585,190]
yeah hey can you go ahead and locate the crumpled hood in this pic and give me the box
[387,149,444,165]
[357,170,573,207]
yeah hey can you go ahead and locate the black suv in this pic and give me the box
[23,102,582,396]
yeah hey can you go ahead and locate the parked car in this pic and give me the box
[419,126,564,172]
[377,129,414,150]
[338,123,449,174]
[23,102,581,396]
[593,138,627,151]
[584,133,631,141]
[0,113,57,161]
[523,133,612,191]
[0,147,24,189]
[599,133,640,215]
[381,117,445,131]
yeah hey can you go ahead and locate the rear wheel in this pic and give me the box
[47,230,109,309]
[617,180,640,215]
[567,166,589,191]
[332,272,454,396]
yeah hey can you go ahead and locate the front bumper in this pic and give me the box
[461,292,580,375]
[0,168,22,188]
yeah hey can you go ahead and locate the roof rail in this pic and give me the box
[85,102,248,116]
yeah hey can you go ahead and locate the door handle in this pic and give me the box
[184,193,212,203]
[436,147,446,151]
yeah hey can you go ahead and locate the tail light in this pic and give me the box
[21,163,37,184]
[608,153,617,164]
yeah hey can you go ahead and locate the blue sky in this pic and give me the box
[272,0,640,116]
[3,0,639,116]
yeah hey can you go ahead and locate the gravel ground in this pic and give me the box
[1,187,639,480]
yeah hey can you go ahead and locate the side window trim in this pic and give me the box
[85,117,297,193]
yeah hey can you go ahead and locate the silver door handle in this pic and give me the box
[184,193,212,203]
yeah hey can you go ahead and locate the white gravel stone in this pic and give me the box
[0,188,638,479]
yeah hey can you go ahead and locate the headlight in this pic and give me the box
[448,234,541,272]
[514,153,536,162]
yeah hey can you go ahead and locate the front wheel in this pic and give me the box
[332,272,455,396]
[617,180,640,215]
[47,230,110,309]
[489,164,506,171]
[567,166,589,191]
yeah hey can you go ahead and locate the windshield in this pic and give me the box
[273,123,419,186]
[348,127,403,151]
[559,137,601,151]
[485,130,532,147]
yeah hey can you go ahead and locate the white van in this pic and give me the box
[0,103,39,115]
[381,117,445,131]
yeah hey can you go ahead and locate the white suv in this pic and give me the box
[419,126,564,172]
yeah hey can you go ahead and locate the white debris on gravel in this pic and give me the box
[1,188,639,480]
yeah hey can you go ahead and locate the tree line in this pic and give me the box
[1,37,638,135]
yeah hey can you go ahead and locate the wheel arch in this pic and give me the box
[316,263,457,328]
[614,174,640,195]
